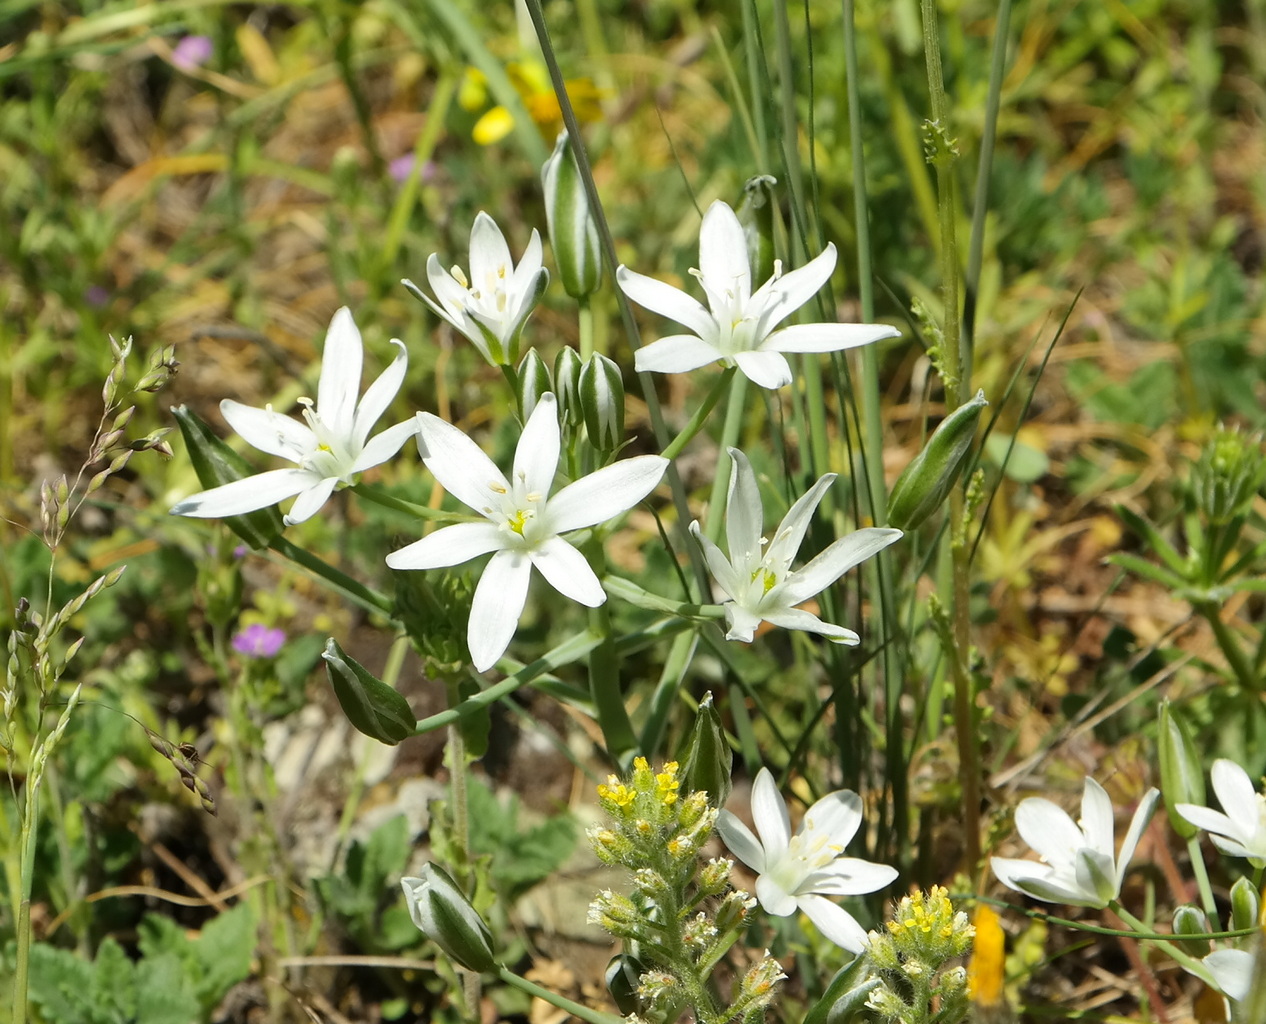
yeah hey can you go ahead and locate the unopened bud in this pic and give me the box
[1231,876,1260,933]
[1158,700,1205,839]
[515,349,552,423]
[554,347,584,430]
[541,132,602,299]
[579,353,624,455]
[605,954,645,1016]
[401,864,496,972]
[736,175,778,284]
[1172,905,1212,956]
[888,389,988,530]
[678,691,732,807]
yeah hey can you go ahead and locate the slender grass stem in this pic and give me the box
[661,367,736,461]
[269,537,392,617]
[1199,603,1260,691]
[704,372,750,545]
[496,966,625,1024]
[350,483,463,522]
[1186,836,1218,918]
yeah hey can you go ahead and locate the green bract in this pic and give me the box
[541,131,602,299]
[888,389,988,530]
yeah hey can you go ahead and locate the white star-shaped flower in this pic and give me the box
[691,448,901,644]
[1176,758,1266,866]
[170,307,417,526]
[991,777,1160,908]
[386,394,668,672]
[403,211,549,366]
[616,200,900,389]
[716,767,897,952]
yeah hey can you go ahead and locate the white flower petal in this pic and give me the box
[417,413,510,516]
[1013,797,1085,869]
[424,255,472,324]
[545,455,668,535]
[220,400,315,463]
[777,528,903,606]
[467,548,531,672]
[761,472,835,575]
[317,307,364,439]
[750,768,791,855]
[529,536,605,606]
[805,859,899,896]
[1175,803,1240,837]
[991,858,1103,907]
[469,211,514,287]
[763,321,901,354]
[755,243,837,332]
[1080,777,1116,860]
[724,449,765,576]
[801,789,864,846]
[732,349,793,389]
[284,476,339,525]
[758,606,859,645]
[796,894,869,953]
[351,339,408,450]
[616,266,715,340]
[690,521,743,600]
[170,468,316,518]
[724,604,761,642]
[756,873,799,917]
[1211,759,1259,838]
[1113,788,1159,890]
[350,418,420,474]
[699,201,751,307]
[386,522,505,570]
[716,809,767,875]
[1205,949,1254,1001]
[514,394,561,498]
[633,334,724,375]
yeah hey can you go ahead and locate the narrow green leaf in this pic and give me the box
[323,639,416,745]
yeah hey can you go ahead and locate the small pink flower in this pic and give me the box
[232,624,285,658]
[389,154,437,184]
[172,35,213,72]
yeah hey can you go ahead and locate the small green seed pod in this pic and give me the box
[1230,876,1260,933]
[1157,699,1205,840]
[887,389,988,530]
[1172,905,1212,956]
[554,347,584,430]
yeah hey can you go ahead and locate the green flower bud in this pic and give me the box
[677,691,733,808]
[554,347,584,429]
[322,638,417,745]
[714,889,755,934]
[170,404,284,550]
[736,174,778,285]
[515,349,552,423]
[605,954,645,1016]
[1231,876,1260,932]
[579,353,625,456]
[1157,699,1205,840]
[887,389,988,530]
[1189,426,1266,525]
[401,864,496,972]
[1172,905,1212,956]
[541,132,602,299]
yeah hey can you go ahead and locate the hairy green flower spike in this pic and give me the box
[1173,905,1213,956]
[515,348,552,424]
[541,131,602,299]
[678,691,733,808]
[400,864,496,973]
[736,174,778,285]
[887,389,988,530]
[886,885,974,962]
[1157,699,1206,840]
[579,353,625,456]
[1189,426,1266,525]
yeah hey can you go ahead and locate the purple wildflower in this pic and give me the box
[172,35,213,72]
[232,624,286,658]
[85,285,110,309]
[389,154,437,185]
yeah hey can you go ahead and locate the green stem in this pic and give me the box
[444,678,479,1021]
[921,0,980,876]
[350,483,462,522]
[704,372,750,544]
[578,299,595,361]
[660,366,735,461]
[1200,603,1260,691]
[269,537,392,616]
[1110,903,1218,987]
[1187,835,1218,918]
[13,767,40,1024]
[496,966,625,1024]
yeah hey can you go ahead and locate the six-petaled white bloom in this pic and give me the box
[404,211,549,366]
[716,767,897,952]
[616,200,900,389]
[1203,948,1255,1003]
[692,448,901,644]
[991,777,1160,909]
[1175,758,1266,866]
[386,394,668,672]
[170,307,417,526]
